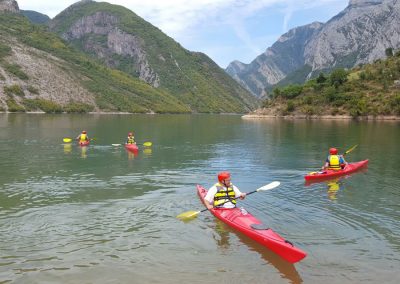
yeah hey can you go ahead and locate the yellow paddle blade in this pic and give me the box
[63,138,72,143]
[344,144,358,155]
[143,142,152,147]
[176,210,200,220]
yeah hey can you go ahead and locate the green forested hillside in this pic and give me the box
[258,51,400,117]
[0,13,192,113]
[49,1,258,113]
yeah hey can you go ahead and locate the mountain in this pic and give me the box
[48,0,258,113]
[227,0,400,97]
[0,1,257,114]
[21,10,50,24]
[248,51,400,118]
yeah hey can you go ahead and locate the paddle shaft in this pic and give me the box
[199,189,258,213]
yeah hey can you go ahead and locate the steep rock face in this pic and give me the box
[56,11,160,87]
[0,0,19,13]
[227,0,400,97]
[305,0,400,70]
[0,38,96,111]
[226,22,322,97]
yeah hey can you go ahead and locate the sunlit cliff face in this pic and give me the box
[0,0,19,13]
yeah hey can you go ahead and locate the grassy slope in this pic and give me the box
[0,13,190,113]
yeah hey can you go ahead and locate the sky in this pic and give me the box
[17,0,349,68]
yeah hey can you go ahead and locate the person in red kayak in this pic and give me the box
[76,130,89,143]
[323,147,348,170]
[204,171,246,210]
[126,132,136,144]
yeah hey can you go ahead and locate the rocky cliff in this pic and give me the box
[227,0,400,97]
[0,0,18,13]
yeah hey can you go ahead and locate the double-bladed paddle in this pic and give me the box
[176,181,281,221]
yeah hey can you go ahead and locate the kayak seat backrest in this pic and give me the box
[250,224,270,230]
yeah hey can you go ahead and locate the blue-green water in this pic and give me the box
[0,114,399,283]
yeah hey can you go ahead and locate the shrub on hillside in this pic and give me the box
[4,84,24,97]
[22,98,63,113]
[64,102,94,113]
[6,99,25,112]
[4,63,29,80]
[0,43,12,59]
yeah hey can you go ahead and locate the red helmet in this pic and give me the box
[82,130,87,134]
[128,132,133,136]
[329,147,338,155]
[218,171,231,183]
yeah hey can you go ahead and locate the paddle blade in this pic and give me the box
[112,144,121,146]
[143,142,152,147]
[256,181,280,192]
[63,138,72,143]
[344,144,358,155]
[176,210,200,220]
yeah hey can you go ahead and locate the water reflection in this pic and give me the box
[63,144,72,154]
[80,146,88,159]
[326,179,341,200]
[126,148,138,160]
[143,148,152,156]
[305,168,368,200]
[211,219,303,284]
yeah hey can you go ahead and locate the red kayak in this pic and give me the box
[304,159,369,181]
[125,143,138,152]
[78,140,90,146]
[197,185,307,263]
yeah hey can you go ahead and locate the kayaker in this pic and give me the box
[126,132,136,144]
[76,130,89,143]
[204,171,246,210]
[322,148,348,170]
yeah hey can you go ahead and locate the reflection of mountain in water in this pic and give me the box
[211,220,303,284]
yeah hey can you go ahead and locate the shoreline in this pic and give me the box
[242,114,400,121]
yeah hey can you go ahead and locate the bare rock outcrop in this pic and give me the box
[0,0,19,13]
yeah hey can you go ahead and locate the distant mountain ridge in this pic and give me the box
[0,0,258,113]
[21,10,50,24]
[48,0,258,112]
[227,0,400,97]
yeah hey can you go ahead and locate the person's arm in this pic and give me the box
[340,155,348,166]
[322,157,329,169]
[204,187,217,210]
[233,185,246,200]
[204,199,213,210]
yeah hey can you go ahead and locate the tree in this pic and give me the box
[329,68,348,88]
[385,47,394,57]
[316,72,327,84]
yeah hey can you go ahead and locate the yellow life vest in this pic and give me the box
[127,136,135,144]
[328,155,341,170]
[80,133,87,142]
[213,183,236,207]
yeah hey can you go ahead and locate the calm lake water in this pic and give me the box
[0,113,399,284]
